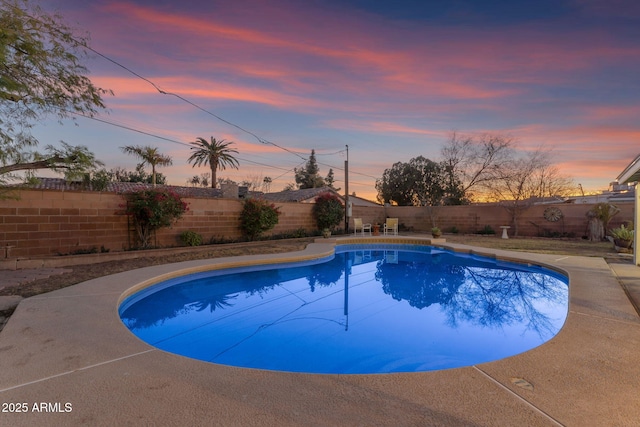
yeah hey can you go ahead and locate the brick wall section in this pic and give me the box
[0,189,634,258]
[382,203,634,237]
[1,190,129,257]
[149,197,243,248]
[0,190,319,257]
[270,202,317,235]
[155,199,317,247]
[352,205,387,227]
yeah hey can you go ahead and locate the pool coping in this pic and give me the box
[1,236,639,426]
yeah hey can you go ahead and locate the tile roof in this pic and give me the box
[260,187,341,203]
[23,177,223,198]
[23,179,374,204]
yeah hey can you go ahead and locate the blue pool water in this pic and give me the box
[119,244,568,374]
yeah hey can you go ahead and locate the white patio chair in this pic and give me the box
[383,218,398,235]
[353,218,372,236]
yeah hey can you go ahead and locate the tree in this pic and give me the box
[0,142,102,179]
[262,176,272,193]
[186,172,210,188]
[294,149,325,189]
[241,173,265,191]
[121,188,188,249]
[586,203,620,242]
[109,164,167,185]
[120,145,172,186]
[293,150,340,190]
[188,137,239,188]
[0,0,111,186]
[375,156,449,206]
[440,132,513,202]
[197,173,210,188]
[312,192,344,232]
[239,198,281,240]
[324,168,341,191]
[485,147,574,236]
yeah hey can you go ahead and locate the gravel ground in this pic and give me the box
[0,238,316,298]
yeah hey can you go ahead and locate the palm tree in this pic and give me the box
[187,137,239,188]
[120,145,172,186]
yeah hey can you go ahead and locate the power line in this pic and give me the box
[42,19,380,187]
[76,112,373,190]
[73,110,379,186]
[315,160,379,180]
[79,43,308,161]
[24,9,376,181]
[78,39,366,171]
[315,149,347,156]
[69,112,297,174]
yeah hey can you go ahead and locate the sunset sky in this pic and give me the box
[37,0,640,200]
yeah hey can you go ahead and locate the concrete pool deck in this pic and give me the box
[0,237,639,426]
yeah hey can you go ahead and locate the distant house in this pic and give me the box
[522,196,569,205]
[348,193,382,207]
[259,187,382,206]
[260,187,342,203]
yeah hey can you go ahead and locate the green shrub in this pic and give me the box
[240,198,281,240]
[70,246,98,255]
[269,228,309,240]
[589,203,619,227]
[312,192,344,231]
[610,223,634,241]
[180,230,203,246]
[121,189,188,249]
[89,169,111,191]
[478,225,496,235]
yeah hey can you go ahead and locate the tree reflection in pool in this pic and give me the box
[119,244,568,374]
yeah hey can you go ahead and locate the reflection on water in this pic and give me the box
[120,245,568,373]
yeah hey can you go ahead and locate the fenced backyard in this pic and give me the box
[0,188,633,262]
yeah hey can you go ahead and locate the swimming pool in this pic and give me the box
[119,243,568,374]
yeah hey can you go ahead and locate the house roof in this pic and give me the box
[22,178,224,198]
[260,187,341,203]
[616,153,640,184]
[348,194,382,207]
[23,179,379,205]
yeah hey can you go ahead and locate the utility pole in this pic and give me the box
[344,145,349,234]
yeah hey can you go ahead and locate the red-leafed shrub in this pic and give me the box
[240,198,281,240]
[122,189,188,248]
[312,192,344,231]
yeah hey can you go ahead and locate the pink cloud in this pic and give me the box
[77,0,639,103]
[324,119,446,138]
[50,0,639,198]
[72,0,638,129]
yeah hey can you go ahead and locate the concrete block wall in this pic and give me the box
[269,202,316,235]
[158,199,318,246]
[158,197,245,247]
[0,190,322,258]
[351,206,386,228]
[0,190,129,257]
[0,189,634,258]
[384,203,634,237]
